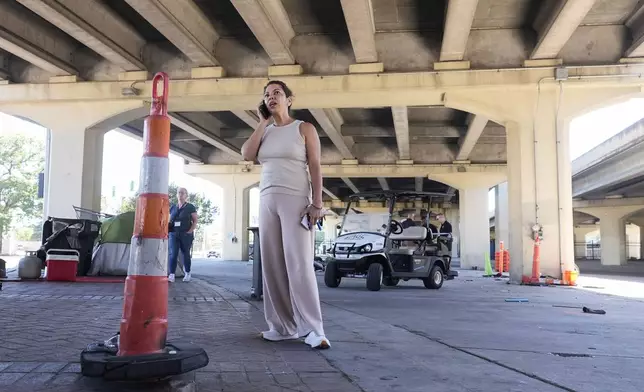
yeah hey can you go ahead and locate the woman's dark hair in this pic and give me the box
[264,80,293,109]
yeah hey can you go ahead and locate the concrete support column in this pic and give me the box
[506,117,575,282]
[45,126,105,218]
[598,214,626,266]
[212,175,259,261]
[459,187,490,269]
[626,217,644,260]
[494,182,509,252]
[576,206,644,266]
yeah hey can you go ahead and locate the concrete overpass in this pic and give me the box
[571,117,644,267]
[4,0,644,283]
[572,117,644,200]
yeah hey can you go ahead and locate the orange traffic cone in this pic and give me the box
[529,235,541,284]
[118,72,171,356]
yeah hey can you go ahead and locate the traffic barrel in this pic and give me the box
[118,72,171,356]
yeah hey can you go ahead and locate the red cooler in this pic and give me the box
[46,249,79,282]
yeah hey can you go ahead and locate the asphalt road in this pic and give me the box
[192,259,644,392]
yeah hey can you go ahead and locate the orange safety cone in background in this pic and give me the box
[498,241,505,273]
[529,234,541,284]
[118,73,171,356]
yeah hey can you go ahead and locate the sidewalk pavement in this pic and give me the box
[0,278,360,392]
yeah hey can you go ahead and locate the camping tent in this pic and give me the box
[88,211,184,276]
[87,211,133,276]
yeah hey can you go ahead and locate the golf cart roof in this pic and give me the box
[347,190,449,201]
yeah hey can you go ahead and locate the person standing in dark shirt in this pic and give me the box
[168,187,198,282]
[436,213,453,251]
[437,213,452,235]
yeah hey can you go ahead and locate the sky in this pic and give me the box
[1,97,644,222]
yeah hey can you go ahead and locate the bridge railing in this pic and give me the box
[574,241,643,261]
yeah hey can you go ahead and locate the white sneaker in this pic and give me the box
[168,274,175,283]
[260,330,298,342]
[183,272,191,282]
[304,332,331,349]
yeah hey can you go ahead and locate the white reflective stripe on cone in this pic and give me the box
[138,156,169,195]
[128,237,169,276]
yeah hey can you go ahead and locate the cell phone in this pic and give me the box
[259,101,271,120]
[301,214,311,230]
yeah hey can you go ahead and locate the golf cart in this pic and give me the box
[324,190,457,291]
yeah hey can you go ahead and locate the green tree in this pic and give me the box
[15,227,33,241]
[0,134,45,252]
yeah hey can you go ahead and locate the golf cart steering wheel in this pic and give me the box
[390,220,403,234]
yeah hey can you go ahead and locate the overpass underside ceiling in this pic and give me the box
[574,210,599,225]
[120,108,506,166]
[1,0,643,82]
[322,177,456,202]
[582,174,644,199]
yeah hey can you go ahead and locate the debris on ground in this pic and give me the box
[505,298,529,303]
[552,304,607,314]
[582,306,606,315]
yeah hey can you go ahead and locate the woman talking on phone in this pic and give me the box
[241,80,330,349]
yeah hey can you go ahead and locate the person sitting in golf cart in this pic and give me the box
[400,213,417,229]
[421,214,439,241]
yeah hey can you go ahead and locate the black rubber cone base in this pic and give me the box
[81,340,209,381]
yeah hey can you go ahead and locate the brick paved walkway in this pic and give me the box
[0,278,361,392]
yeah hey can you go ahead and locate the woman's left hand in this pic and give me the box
[302,204,325,223]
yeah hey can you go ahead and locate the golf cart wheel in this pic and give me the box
[383,277,400,286]
[366,263,383,291]
[324,261,341,288]
[423,265,444,289]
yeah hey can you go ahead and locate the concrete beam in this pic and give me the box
[341,177,360,193]
[124,0,220,66]
[339,0,378,63]
[118,125,202,163]
[625,2,644,57]
[323,187,340,200]
[605,180,644,198]
[17,0,146,71]
[391,106,410,160]
[415,177,424,192]
[0,50,9,80]
[0,1,78,75]
[1,64,640,107]
[531,0,596,60]
[173,111,224,137]
[440,0,479,62]
[573,197,644,209]
[169,113,242,160]
[455,114,488,161]
[324,200,449,211]
[229,0,295,65]
[444,187,457,202]
[378,177,389,191]
[220,124,507,139]
[231,110,260,130]
[344,125,461,138]
[171,130,200,141]
[309,108,355,159]
[186,163,506,177]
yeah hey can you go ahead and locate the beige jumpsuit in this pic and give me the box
[256,119,326,338]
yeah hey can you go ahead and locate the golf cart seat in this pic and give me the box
[390,226,428,241]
